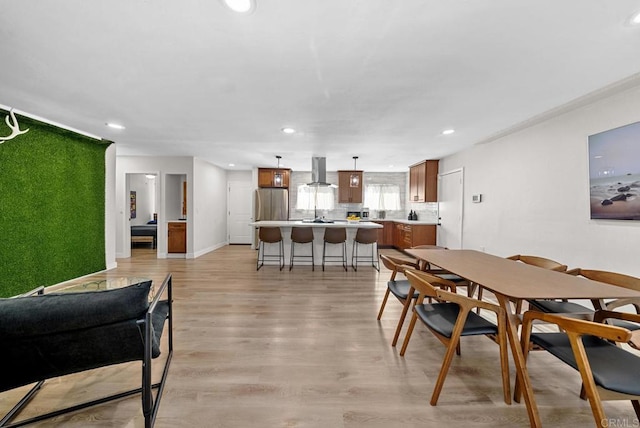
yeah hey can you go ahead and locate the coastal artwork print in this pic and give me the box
[589,120,640,220]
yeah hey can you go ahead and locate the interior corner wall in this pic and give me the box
[193,158,228,257]
[105,143,117,270]
[439,84,640,276]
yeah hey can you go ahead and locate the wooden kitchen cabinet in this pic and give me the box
[337,170,363,203]
[372,221,394,247]
[393,222,436,250]
[408,160,439,202]
[168,222,187,253]
[258,168,291,188]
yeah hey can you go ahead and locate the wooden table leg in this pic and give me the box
[495,293,542,428]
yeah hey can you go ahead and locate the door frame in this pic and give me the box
[227,180,254,245]
[437,167,464,249]
[123,172,161,259]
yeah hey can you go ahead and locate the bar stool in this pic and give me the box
[322,227,347,271]
[256,227,284,271]
[351,228,379,271]
[290,227,314,271]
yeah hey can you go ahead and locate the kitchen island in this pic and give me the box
[250,220,383,268]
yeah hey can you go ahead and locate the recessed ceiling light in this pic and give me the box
[594,155,603,159]
[442,129,455,135]
[633,11,640,24]
[228,163,235,167]
[106,122,125,130]
[281,127,296,134]
[223,0,255,14]
[145,174,155,179]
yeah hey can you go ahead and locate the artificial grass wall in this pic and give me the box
[0,109,111,297]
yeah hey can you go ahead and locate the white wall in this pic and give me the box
[440,83,640,276]
[115,155,228,259]
[192,158,229,257]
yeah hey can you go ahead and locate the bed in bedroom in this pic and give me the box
[131,224,157,248]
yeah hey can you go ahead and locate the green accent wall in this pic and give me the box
[0,109,110,297]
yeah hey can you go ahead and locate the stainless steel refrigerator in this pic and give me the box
[252,188,289,248]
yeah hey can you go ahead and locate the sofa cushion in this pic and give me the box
[0,280,169,393]
[0,280,152,338]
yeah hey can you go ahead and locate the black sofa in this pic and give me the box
[0,274,173,427]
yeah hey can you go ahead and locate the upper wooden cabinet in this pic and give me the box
[337,170,363,203]
[258,168,291,188]
[409,160,438,202]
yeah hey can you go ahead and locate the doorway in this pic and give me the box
[127,173,159,258]
[228,181,253,244]
[437,168,464,249]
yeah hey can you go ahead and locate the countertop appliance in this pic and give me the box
[253,188,289,248]
[347,211,361,218]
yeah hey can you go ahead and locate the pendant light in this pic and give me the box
[273,155,283,187]
[350,156,360,188]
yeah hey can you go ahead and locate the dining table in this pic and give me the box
[405,248,640,428]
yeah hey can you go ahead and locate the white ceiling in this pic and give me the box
[1,1,640,172]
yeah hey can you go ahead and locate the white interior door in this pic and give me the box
[437,168,464,249]
[228,181,253,244]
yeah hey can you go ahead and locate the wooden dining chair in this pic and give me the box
[517,310,640,427]
[399,269,511,406]
[506,254,568,314]
[377,254,422,346]
[527,268,640,331]
[409,245,476,299]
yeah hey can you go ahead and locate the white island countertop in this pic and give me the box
[250,220,382,229]
[375,219,439,225]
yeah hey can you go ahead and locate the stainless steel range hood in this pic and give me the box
[307,157,333,187]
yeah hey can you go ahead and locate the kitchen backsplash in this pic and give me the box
[289,171,439,223]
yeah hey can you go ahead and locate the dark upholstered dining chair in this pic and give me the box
[505,254,568,314]
[399,269,511,406]
[410,245,476,301]
[517,310,640,427]
[527,268,640,331]
[377,254,423,346]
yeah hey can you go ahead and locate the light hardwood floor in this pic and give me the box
[1,245,637,427]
